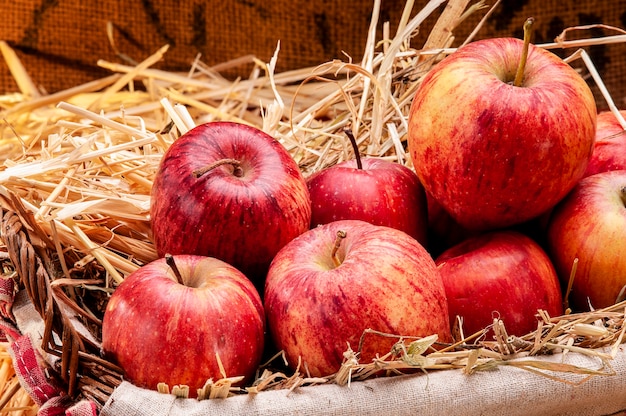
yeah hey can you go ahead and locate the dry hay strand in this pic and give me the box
[322,301,625,389]
[0,0,625,407]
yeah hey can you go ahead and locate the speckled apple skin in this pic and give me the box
[101,254,265,398]
[264,220,451,377]
[150,122,311,284]
[435,230,563,336]
[408,38,597,231]
[584,110,626,177]
[306,157,429,246]
[547,171,626,310]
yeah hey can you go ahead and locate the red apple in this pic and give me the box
[408,36,596,231]
[101,254,265,398]
[522,110,626,246]
[546,170,626,311]
[436,230,563,337]
[584,110,626,177]
[150,121,311,286]
[264,219,452,377]
[306,137,428,245]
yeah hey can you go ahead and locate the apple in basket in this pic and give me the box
[101,254,265,398]
[264,219,452,377]
[150,121,311,288]
[407,21,596,231]
[306,128,428,246]
[546,170,626,311]
[435,230,563,337]
[583,110,626,177]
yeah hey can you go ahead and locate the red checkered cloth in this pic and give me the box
[8,334,60,406]
[39,396,99,416]
[1,286,98,416]
[7,332,98,416]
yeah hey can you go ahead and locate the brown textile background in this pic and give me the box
[0,1,625,109]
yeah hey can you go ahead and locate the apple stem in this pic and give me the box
[621,187,626,206]
[165,253,184,285]
[513,17,535,87]
[343,128,363,170]
[193,158,243,178]
[331,230,347,268]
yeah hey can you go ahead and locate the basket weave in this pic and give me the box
[1,202,123,407]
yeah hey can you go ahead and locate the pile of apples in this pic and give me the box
[100,35,626,398]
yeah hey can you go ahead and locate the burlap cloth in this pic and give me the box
[101,350,626,416]
[1,1,625,109]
